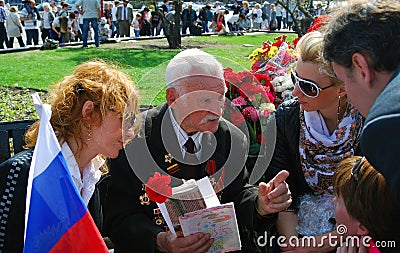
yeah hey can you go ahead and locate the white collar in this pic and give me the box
[61,142,104,205]
[168,107,202,159]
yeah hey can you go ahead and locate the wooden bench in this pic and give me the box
[0,105,155,164]
[0,119,36,164]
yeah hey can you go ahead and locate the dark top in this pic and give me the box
[0,148,108,253]
[261,99,311,209]
[361,66,400,201]
[104,103,278,253]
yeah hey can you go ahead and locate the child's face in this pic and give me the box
[333,194,363,236]
[136,16,140,20]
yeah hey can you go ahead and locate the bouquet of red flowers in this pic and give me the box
[223,68,277,157]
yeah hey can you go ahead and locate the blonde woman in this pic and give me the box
[6,6,25,48]
[261,31,364,252]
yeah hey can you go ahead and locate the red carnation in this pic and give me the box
[146,172,172,203]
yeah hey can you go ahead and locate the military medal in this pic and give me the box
[139,184,151,205]
[164,153,173,163]
[153,208,165,226]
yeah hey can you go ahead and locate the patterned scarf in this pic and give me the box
[299,103,363,194]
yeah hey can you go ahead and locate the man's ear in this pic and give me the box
[352,53,374,89]
[82,100,95,121]
[166,88,179,107]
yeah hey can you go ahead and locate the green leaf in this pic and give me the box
[246,120,257,143]
[249,143,261,155]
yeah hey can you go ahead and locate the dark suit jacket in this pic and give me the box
[116,5,133,23]
[361,66,400,201]
[104,103,277,253]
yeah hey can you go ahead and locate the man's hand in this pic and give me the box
[157,231,214,253]
[257,170,291,216]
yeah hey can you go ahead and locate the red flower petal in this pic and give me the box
[146,172,172,203]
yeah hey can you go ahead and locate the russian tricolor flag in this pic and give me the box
[23,94,108,252]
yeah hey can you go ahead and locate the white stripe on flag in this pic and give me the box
[24,93,62,242]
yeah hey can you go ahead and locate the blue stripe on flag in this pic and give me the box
[24,151,87,253]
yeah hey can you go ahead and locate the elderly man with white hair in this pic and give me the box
[104,49,291,253]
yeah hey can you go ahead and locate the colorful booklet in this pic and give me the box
[157,176,241,253]
[179,203,241,253]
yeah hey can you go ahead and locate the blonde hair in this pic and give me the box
[296,31,338,81]
[25,60,139,173]
[243,1,249,7]
[43,2,50,10]
[9,6,17,12]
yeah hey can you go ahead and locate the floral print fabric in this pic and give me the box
[299,104,363,194]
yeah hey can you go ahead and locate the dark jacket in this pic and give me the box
[262,99,311,209]
[104,103,278,253]
[0,148,108,253]
[361,66,400,201]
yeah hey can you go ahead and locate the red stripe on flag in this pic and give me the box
[50,212,108,253]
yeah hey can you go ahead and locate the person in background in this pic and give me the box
[6,5,25,48]
[0,0,9,49]
[99,17,110,42]
[231,0,241,13]
[139,7,150,36]
[333,156,400,252]
[71,10,82,41]
[181,3,197,35]
[323,0,400,202]
[132,13,141,37]
[237,13,250,32]
[116,0,133,38]
[261,2,269,30]
[111,0,120,37]
[149,8,162,36]
[103,2,112,25]
[227,10,240,32]
[240,1,250,17]
[199,5,209,33]
[76,0,101,47]
[205,4,213,32]
[269,3,277,31]
[0,60,139,253]
[41,2,55,42]
[160,0,168,14]
[262,31,363,252]
[251,3,263,30]
[20,0,40,46]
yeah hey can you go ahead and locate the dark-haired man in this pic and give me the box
[323,0,400,201]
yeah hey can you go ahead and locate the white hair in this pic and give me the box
[165,49,225,93]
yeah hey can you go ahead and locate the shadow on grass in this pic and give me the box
[58,47,178,69]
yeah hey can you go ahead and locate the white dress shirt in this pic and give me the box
[61,142,104,205]
[168,108,202,159]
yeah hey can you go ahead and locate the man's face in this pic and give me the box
[171,76,226,134]
[332,62,368,117]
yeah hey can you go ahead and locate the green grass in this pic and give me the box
[0,33,297,121]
